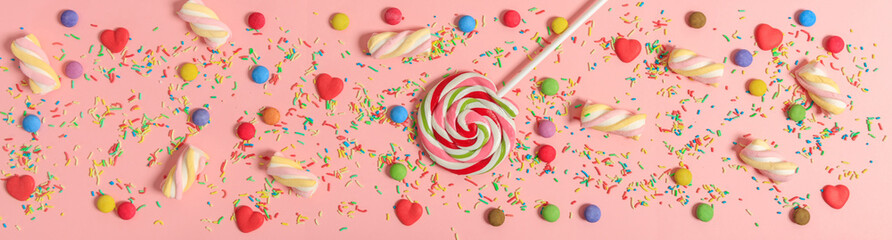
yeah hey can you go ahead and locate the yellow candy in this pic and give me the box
[180,63,198,81]
[551,17,568,34]
[330,13,349,31]
[96,195,115,213]
[748,79,767,96]
[673,168,692,186]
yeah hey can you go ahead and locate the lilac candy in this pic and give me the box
[65,61,83,79]
[60,10,78,28]
[733,49,753,67]
[537,119,556,138]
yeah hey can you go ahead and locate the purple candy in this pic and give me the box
[537,119,556,138]
[191,108,210,126]
[60,10,78,28]
[64,61,83,79]
[733,49,753,67]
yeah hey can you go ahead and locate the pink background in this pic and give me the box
[1,0,890,239]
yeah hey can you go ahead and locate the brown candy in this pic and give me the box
[487,208,505,227]
[791,207,810,225]
[261,107,280,125]
[687,11,706,29]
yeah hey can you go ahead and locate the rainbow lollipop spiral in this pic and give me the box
[794,61,845,115]
[161,144,209,199]
[579,101,646,140]
[417,72,518,175]
[668,48,724,85]
[738,139,798,182]
[267,153,319,198]
[177,0,231,49]
[367,28,431,59]
[10,34,60,95]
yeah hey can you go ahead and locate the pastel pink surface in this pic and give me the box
[0,0,889,240]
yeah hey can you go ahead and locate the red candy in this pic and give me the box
[822,184,849,209]
[99,28,130,53]
[538,144,556,163]
[117,202,137,220]
[383,7,402,25]
[316,73,344,100]
[394,199,423,226]
[5,174,35,201]
[248,12,265,30]
[614,38,642,63]
[235,205,265,233]
[754,23,783,51]
[237,122,256,140]
[825,35,844,54]
[502,10,521,28]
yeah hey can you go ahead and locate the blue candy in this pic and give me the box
[457,15,476,33]
[798,10,816,27]
[389,105,408,123]
[60,10,78,28]
[733,49,753,67]
[22,114,41,133]
[583,204,601,223]
[191,108,210,126]
[252,66,270,84]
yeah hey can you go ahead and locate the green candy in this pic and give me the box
[787,104,806,122]
[540,78,559,96]
[696,203,714,222]
[389,163,407,181]
[541,204,560,222]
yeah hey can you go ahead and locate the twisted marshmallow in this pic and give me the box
[668,48,724,85]
[161,144,209,199]
[738,139,798,182]
[267,153,319,198]
[580,101,646,140]
[367,28,431,59]
[177,0,231,48]
[10,34,60,94]
[794,61,845,115]
[417,72,518,175]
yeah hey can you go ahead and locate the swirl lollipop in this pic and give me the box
[417,72,519,175]
[794,61,845,115]
[738,139,798,182]
[177,0,231,48]
[417,0,609,175]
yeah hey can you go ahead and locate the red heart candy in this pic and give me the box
[754,24,783,51]
[235,205,265,233]
[821,184,849,209]
[394,199,423,226]
[5,174,35,201]
[315,73,344,100]
[100,28,130,53]
[614,38,641,63]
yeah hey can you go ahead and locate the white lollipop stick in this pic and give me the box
[496,0,609,97]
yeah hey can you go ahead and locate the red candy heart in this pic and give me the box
[5,174,35,201]
[315,73,344,100]
[614,38,641,63]
[100,28,130,53]
[821,184,849,209]
[754,24,783,51]
[394,199,423,226]
[235,205,265,233]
